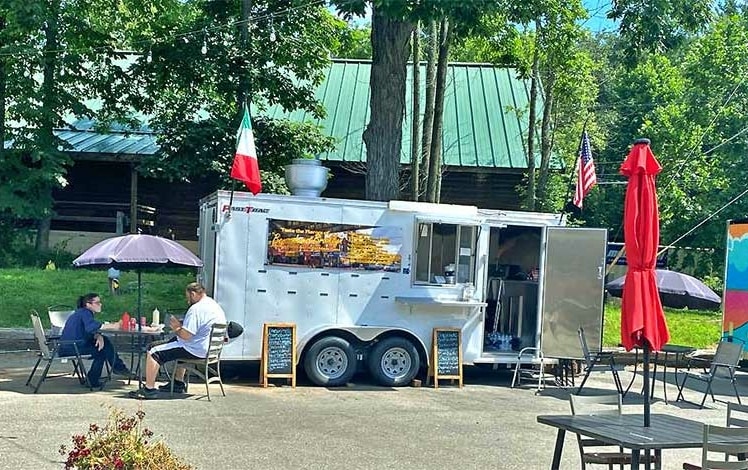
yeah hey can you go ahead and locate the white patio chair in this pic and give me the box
[47,304,74,337]
[26,310,109,393]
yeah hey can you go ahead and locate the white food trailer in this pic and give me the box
[198,190,607,387]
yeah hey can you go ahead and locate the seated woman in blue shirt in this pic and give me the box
[59,293,131,388]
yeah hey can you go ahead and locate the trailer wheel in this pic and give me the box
[368,337,420,387]
[304,336,356,387]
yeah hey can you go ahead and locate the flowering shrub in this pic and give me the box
[59,407,192,470]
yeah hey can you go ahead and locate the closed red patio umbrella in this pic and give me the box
[620,138,670,427]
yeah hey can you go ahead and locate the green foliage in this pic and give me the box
[2,0,343,238]
[603,301,722,349]
[610,0,713,57]
[335,24,372,59]
[0,0,122,227]
[0,268,194,328]
[583,10,748,273]
[108,0,343,188]
[59,407,192,470]
[139,115,336,191]
[0,229,78,268]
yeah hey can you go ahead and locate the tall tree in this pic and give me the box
[0,0,120,251]
[418,20,438,200]
[410,22,421,201]
[362,5,414,201]
[610,0,712,60]
[110,0,343,187]
[338,0,505,202]
[425,17,449,203]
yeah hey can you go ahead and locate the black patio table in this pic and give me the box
[623,344,697,404]
[100,325,168,388]
[537,413,708,470]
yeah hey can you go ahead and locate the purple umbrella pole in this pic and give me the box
[137,270,142,332]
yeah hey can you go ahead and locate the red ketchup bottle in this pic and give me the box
[121,312,130,331]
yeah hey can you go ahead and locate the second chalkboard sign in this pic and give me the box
[260,322,297,388]
[429,328,463,388]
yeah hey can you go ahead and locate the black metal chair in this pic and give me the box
[676,340,743,409]
[576,326,624,396]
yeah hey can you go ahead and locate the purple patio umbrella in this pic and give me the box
[73,234,203,319]
[606,269,721,311]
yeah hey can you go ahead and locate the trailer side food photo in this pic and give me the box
[198,191,607,387]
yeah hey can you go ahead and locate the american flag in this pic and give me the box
[573,131,597,208]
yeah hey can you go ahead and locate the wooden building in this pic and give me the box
[51,60,555,251]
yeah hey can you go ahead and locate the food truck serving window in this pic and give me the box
[414,222,476,285]
[265,219,403,271]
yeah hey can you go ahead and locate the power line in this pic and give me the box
[658,187,748,255]
[659,76,746,194]
[0,0,326,59]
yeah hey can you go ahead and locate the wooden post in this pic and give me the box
[129,163,138,234]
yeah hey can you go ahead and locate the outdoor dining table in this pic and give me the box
[651,344,697,404]
[624,344,697,404]
[537,413,713,470]
[99,324,169,387]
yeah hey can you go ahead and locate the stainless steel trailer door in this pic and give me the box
[540,227,607,359]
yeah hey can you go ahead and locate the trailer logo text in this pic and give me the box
[222,204,269,214]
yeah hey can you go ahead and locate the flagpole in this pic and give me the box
[227,99,251,217]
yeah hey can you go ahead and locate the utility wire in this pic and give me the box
[0,0,326,59]
[657,188,748,256]
[659,76,746,194]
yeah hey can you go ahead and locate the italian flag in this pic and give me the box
[230,105,262,195]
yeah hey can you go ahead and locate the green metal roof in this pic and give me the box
[55,119,158,157]
[259,59,545,169]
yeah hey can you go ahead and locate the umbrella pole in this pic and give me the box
[643,341,650,427]
[137,269,144,390]
[137,270,142,332]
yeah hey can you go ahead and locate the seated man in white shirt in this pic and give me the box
[129,282,226,399]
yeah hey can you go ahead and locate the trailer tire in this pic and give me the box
[304,336,356,387]
[368,337,420,387]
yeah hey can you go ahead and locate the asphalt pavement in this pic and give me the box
[0,349,746,470]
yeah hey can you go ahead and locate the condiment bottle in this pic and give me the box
[121,312,131,331]
[152,308,160,326]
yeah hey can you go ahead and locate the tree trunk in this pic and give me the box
[363,8,413,201]
[419,20,437,200]
[426,18,449,203]
[410,23,421,202]
[536,72,556,211]
[525,33,539,211]
[36,2,60,252]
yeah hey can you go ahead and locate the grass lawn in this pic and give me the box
[602,300,723,349]
[0,268,725,350]
[0,268,196,328]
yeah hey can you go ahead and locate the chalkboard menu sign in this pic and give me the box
[429,328,463,388]
[260,323,297,388]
